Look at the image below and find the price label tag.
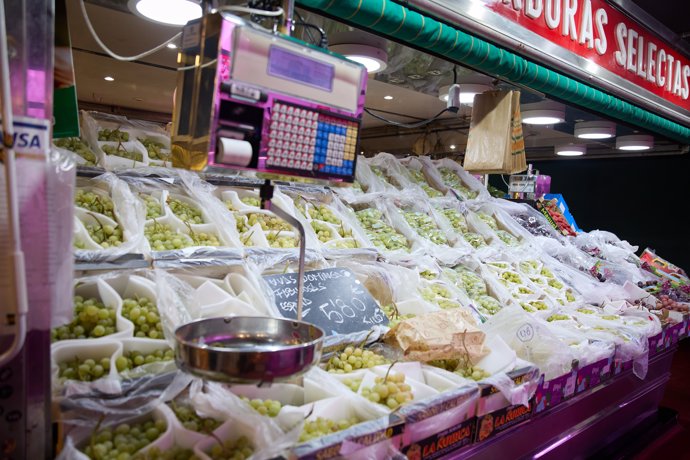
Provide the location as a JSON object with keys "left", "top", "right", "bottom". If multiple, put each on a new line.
{"left": 516, "top": 323, "right": 534, "bottom": 343}
{"left": 263, "top": 267, "right": 388, "bottom": 335}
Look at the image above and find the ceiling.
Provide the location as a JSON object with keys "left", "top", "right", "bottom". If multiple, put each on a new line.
{"left": 65, "top": 0, "right": 687, "bottom": 161}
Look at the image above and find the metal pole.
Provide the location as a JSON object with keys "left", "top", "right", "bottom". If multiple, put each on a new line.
{"left": 279, "top": 0, "right": 294, "bottom": 35}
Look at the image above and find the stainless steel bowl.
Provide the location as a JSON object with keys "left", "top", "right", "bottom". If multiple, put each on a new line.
{"left": 174, "top": 316, "right": 324, "bottom": 384}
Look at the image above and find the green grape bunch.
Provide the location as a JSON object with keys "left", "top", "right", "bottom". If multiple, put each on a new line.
{"left": 325, "top": 346, "right": 389, "bottom": 373}
{"left": 241, "top": 397, "right": 282, "bottom": 417}
{"left": 167, "top": 197, "right": 204, "bottom": 224}
{"left": 52, "top": 296, "right": 116, "bottom": 342}
{"left": 381, "top": 304, "right": 415, "bottom": 328}
{"left": 102, "top": 144, "right": 144, "bottom": 163}
{"left": 207, "top": 436, "right": 253, "bottom": 460}
{"left": 299, "top": 417, "right": 360, "bottom": 443}
{"left": 463, "top": 232, "right": 486, "bottom": 248}
{"left": 361, "top": 372, "right": 413, "bottom": 409}
{"left": 402, "top": 211, "right": 447, "bottom": 245}
{"left": 98, "top": 128, "right": 130, "bottom": 142}
{"left": 441, "top": 208, "right": 469, "bottom": 233}
{"left": 169, "top": 401, "right": 222, "bottom": 433}
{"left": 139, "top": 193, "right": 163, "bottom": 220}
{"left": 54, "top": 137, "right": 97, "bottom": 165}
{"left": 121, "top": 297, "right": 164, "bottom": 339}
{"left": 438, "top": 168, "right": 478, "bottom": 199}
{"left": 75, "top": 189, "right": 116, "bottom": 220}
{"left": 139, "top": 138, "right": 171, "bottom": 161}
{"left": 355, "top": 208, "right": 409, "bottom": 251}
{"left": 58, "top": 356, "right": 112, "bottom": 382}
{"left": 477, "top": 212, "right": 499, "bottom": 230}
{"left": 236, "top": 213, "right": 290, "bottom": 233}
{"left": 81, "top": 418, "right": 167, "bottom": 460}
{"left": 82, "top": 217, "right": 124, "bottom": 249}
{"left": 266, "top": 231, "right": 298, "bottom": 248}
{"left": 407, "top": 169, "right": 443, "bottom": 198}
{"left": 145, "top": 221, "right": 192, "bottom": 251}
{"left": 116, "top": 348, "right": 174, "bottom": 372}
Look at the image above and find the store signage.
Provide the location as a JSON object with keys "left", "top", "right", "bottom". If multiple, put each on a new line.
{"left": 0, "top": 117, "right": 51, "bottom": 156}
{"left": 263, "top": 267, "right": 388, "bottom": 335}
{"left": 411, "top": 0, "right": 690, "bottom": 125}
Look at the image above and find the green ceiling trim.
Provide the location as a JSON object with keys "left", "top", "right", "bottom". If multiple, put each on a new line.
{"left": 297, "top": 0, "right": 690, "bottom": 145}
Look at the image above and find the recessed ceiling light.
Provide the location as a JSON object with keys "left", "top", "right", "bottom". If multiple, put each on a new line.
{"left": 383, "top": 95, "right": 394, "bottom": 100}
{"left": 574, "top": 121, "right": 616, "bottom": 139}
{"left": 104, "top": 76, "right": 114, "bottom": 81}
{"left": 166, "top": 43, "right": 178, "bottom": 49}
{"left": 450, "top": 145, "right": 456, "bottom": 150}
{"left": 129, "top": 0, "right": 202, "bottom": 26}
{"left": 616, "top": 135, "right": 653, "bottom": 151}
{"left": 329, "top": 43, "right": 388, "bottom": 73}
{"left": 556, "top": 144, "right": 586, "bottom": 156}
{"left": 522, "top": 102, "right": 566, "bottom": 125}
{"left": 438, "top": 83, "right": 490, "bottom": 106}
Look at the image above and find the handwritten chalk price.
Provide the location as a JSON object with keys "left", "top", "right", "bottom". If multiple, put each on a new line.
{"left": 263, "top": 267, "right": 388, "bottom": 335}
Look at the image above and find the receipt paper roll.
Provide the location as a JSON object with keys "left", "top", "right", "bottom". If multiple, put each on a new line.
{"left": 217, "top": 137, "right": 253, "bottom": 167}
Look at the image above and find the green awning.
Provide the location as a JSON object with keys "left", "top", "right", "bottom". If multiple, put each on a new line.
{"left": 297, "top": 0, "right": 690, "bottom": 145}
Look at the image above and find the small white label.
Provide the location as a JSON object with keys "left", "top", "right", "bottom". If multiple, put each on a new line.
{"left": 516, "top": 323, "right": 535, "bottom": 342}
{"left": 181, "top": 22, "right": 201, "bottom": 49}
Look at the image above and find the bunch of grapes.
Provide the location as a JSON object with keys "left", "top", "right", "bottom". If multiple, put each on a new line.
{"left": 330, "top": 239, "right": 359, "bottom": 249}
{"left": 139, "top": 138, "right": 171, "bottom": 161}
{"left": 145, "top": 222, "right": 192, "bottom": 251}
{"left": 99, "top": 128, "right": 130, "bottom": 142}
{"left": 496, "top": 230, "right": 519, "bottom": 246}
{"left": 139, "top": 193, "right": 163, "bottom": 220}
{"left": 240, "top": 196, "right": 261, "bottom": 207}
{"left": 311, "top": 221, "right": 335, "bottom": 242}
{"left": 306, "top": 203, "right": 341, "bottom": 224}
{"left": 355, "top": 208, "right": 409, "bottom": 251}
{"left": 102, "top": 144, "right": 144, "bottom": 162}
{"left": 453, "top": 267, "right": 487, "bottom": 297}
{"left": 75, "top": 189, "right": 116, "bottom": 220}
{"left": 438, "top": 168, "right": 477, "bottom": 199}
{"left": 54, "top": 137, "right": 97, "bottom": 165}
{"left": 189, "top": 230, "right": 221, "bottom": 247}
{"left": 135, "top": 446, "right": 196, "bottom": 460}
{"left": 477, "top": 213, "right": 498, "bottom": 230}
{"left": 58, "top": 356, "right": 112, "bottom": 381}
{"left": 325, "top": 346, "right": 389, "bottom": 373}
{"left": 266, "top": 232, "right": 298, "bottom": 248}
{"left": 52, "top": 296, "right": 116, "bottom": 341}
{"left": 240, "top": 397, "right": 282, "bottom": 417}
{"left": 407, "top": 169, "right": 443, "bottom": 198}
{"left": 207, "top": 435, "right": 253, "bottom": 460}
{"left": 440, "top": 208, "right": 469, "bottom": 233}
{"left": 298, "top": 417, "right": 360, "bottom": 443}
{"left": 512, "top": 213, "right": 555, "bottom": 237}
{"left": 500, "top": 271, "right": 522, "bottom": 284}
{"left": 547, "top": 314, "right": 572, "bottom": 322}
{"left": 169, "top": 402, "right": 222, "bottom": 433}
{"left": 236, "top": 213, "right": 290, "bottom": 233}
{"left": 84, "top": 220, "right": 124, "bottom": 249}
{"left": 116, "top": 348, "right": 174, "bottom": 372}
{"left": 463, "top": 232, "right": 486, "bottom": 249}
{"left": 381, "top": 304, "right": 415, "bottom": 328}
{"left": 121, "top": 297, "right": 164, "bottom": 339}
{"left": 402, "top": 211, "right": 447, "bottom": 245}
{"left": 361, "top": 373, "right": 413, "bottom": 409}
{"left": 520, "top": 301, "right": 548, "bottom": 313}
{"left": 455, "top": 366, "right": 491, "bottom": 381}
{"left": 342, "top": 377, "right": 362, "bottom": 392}
{"left": 167, "top": 198, "right": 204, "bottom": 224}
{"left": 81, "top": 418, "right": 166, "bottom": 460}
{"left": 474, "top": 295, "right": 502, "bottom": 316}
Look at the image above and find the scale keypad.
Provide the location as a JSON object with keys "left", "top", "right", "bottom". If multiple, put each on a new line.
{"left": 266, "top": 102, "right": 357, "bottom": 177}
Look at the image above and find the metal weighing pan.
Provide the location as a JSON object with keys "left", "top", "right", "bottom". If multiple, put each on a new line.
{"left": 174, "top": 316, "right": 324, "bottom": 384}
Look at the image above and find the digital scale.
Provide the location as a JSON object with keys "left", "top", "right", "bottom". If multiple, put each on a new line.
{"left": 509, "top": 165, "right": 550, "bottom": 200}
{"left": 171, "top": 12, "right": 368, "bottom": 184}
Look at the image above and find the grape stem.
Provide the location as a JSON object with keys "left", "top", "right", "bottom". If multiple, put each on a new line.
{"left": 383, "top": 360, "right": 399, "bottom": 384}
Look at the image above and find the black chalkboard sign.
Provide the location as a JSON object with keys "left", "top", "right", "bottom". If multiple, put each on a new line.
{"left": 263, "top": 267, "right": 388, "bottom": 335}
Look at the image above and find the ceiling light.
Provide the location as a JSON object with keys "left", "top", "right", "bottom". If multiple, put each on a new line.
{"left": 383, "top": 95, "right": 394, "bottom": 100}
{"left": 104, "top": 76, "right": 114, "bottom": 81}
{"left": 574, "top": 121, "right": 616, "bottom": 139}
{"left": 556, "top": 144, "right": 586, "bottom": 156}
{"left": 616, "top": 135, "right": 653, "bottom": 151}
{"left": 129, "top": 0, "right": 202, "bottom": 26}
{"left": 522, "top": 101, "right": 566, "bottom": 125}
{"left": 438, "top": 83, "right": 490, "bottom": 106}
{"left": 166, "top": 43, "right": 178, "bottom": 49}
{"left": 450, "top": 144, "right": 456, "bottom": 150}
{"left": 329, "top": 44, "right": 388, "bottom": 73}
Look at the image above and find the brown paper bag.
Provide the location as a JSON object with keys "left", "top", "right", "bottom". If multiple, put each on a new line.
{"left": 463, "top": 90, "right": 526, "bottom": 174}
{"left": 384, "top": 309, "right": 489, "bottom": 363}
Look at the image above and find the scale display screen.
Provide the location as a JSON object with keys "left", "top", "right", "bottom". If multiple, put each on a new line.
{"left": 268, "top": 46, "right": 334, "bottom": 92}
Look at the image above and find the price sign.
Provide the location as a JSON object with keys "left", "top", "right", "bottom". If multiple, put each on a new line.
{"left": 263, "top": 267, "right": 388, "bottom": 335}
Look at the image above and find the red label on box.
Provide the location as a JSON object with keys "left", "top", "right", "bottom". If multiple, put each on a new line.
{"left": 475, "top": 401, "right": 533, "bottom": 443}
{"left": 402, "top": 418, "right": 476, "bottom": 460}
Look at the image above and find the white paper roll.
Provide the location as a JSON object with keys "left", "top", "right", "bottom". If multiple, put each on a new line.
{"left": 217, "top": 137, "right": 253, "bottom": 167}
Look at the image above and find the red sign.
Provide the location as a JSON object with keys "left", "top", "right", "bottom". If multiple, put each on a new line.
{"left": 484, "top": 0, "right": 690, "bottom": 112}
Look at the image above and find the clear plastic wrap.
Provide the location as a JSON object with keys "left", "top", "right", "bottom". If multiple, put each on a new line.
{"left": 501, "top": 201, "right": 564, "bottom": 240}
{"left": 481, "top": 305, "right": 577, "bottom": 380}
{"left": 472, "top": 202, "right": 529, "bottom": 248}
{"left": 81, "top": 110, "right": 149, "bottom": 169}
{"left": 366, "top": 152, "right": 419, "bottom": 195}
{"left": 398, "top": 156, "right": 449, "bottom": 199}
{"left": 432, "top": 157, "right": 490, "bottom": 201}
{"left": 73, "top": 173, "right": 146, "bottom": 261}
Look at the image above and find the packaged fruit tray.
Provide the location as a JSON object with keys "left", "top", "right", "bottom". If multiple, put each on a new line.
{"left": 432, "top": 158, "right": 487, "bottom": 201}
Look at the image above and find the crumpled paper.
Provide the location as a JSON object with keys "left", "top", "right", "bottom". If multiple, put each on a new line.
{"left": 384, "top": 309, "right": 489, "bottom": 363}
